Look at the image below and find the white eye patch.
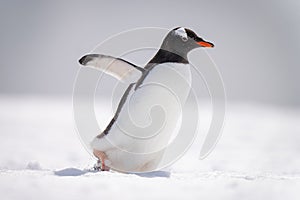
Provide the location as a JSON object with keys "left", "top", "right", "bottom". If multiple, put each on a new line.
{"left": 174, "top": 27, "right": 188, "bottom": 40}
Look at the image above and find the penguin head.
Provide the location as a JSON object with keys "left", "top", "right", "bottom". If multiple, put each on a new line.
{"left": 161, "top": 27, "right": 214, "bottom": 56}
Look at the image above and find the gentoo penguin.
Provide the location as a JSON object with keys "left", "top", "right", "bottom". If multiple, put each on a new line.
{"left": 79, "top": 27, "right": 214, "bottom": 173}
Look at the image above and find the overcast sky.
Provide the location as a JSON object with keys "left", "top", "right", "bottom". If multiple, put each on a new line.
{"left": 0, "top": 0, "right": 299, "bottom": 106}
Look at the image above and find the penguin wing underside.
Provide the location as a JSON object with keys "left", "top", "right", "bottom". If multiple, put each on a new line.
{"left": 79, "top": 54, "right": 144, "bottom": 84}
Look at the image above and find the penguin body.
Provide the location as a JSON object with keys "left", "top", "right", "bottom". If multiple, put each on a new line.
{"left": 79, "top": 27, "right": 214, "bottom": 172}
{"left": 91, "top": 62, "right": 191, "bottom": 172}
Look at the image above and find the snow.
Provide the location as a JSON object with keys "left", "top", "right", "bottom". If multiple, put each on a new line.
{"left": 0, "top": 96, "right": 300, "bottom": 199}
{"left": 26, "top": 161, "right": 42, "bottom": 170}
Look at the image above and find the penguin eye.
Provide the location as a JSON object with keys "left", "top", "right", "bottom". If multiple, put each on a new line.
{"left": 181, "top": 36, "right": 188, "bottom": 42}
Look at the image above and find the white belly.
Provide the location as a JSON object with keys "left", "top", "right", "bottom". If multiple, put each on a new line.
{"left": 91, "top": 63, "right": 191, "bottom": 172}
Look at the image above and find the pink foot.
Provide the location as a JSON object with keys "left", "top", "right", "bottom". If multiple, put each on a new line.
{"left": 93, "top": 149, "right": 110, "bottom": 171}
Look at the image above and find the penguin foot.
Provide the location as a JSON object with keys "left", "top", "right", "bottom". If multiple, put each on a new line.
{"left": 92, "top": 159, "right": 102, "bottom": 171}
{"left": 93, "top": 149, "right": 110, "bottom": 171}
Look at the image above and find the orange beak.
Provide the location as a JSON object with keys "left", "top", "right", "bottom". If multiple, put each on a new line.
{"left": 197, "top": 41, "right": 214, "bottom": 48}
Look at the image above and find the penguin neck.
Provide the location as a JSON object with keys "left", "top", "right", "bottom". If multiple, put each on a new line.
{"left": 148, "top": 49, "right": 189, "bottom": 65}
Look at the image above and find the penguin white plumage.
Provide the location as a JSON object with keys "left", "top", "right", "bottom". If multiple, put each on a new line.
{"left": 78, "top": 27, "right": 214, "bottom": 173}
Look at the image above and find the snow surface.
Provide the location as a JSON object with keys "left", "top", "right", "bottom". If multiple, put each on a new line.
{"left": 0, "top": 96, "right": 300, "bottom": 200}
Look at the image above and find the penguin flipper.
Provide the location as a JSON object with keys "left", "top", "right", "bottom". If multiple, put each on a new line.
{"left": 79, "top": 54, "right": 144, "bottom": 84}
